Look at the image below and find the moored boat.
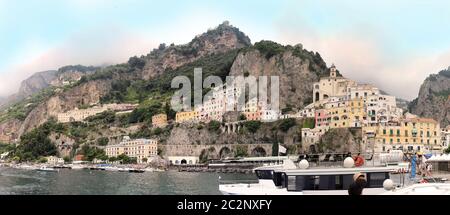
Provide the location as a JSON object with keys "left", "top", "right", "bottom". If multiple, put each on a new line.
{"left": 37, "top": 166, "right": 59, "bottom": 172}
{"left": 219, "top": 158, "right": 402, "bottom": 195}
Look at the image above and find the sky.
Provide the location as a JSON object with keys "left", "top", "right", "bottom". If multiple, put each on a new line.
{"left": 1, "top": 0, "right": 450, "bottom": 100}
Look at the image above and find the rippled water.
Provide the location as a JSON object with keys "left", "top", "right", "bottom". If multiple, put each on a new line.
{"left": 0, "top": 167, "right": 256, "bottom": 195}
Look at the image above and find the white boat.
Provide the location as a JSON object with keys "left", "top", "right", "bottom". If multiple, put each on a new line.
{"left": 70, "top": 164, "right": 85, "bottom": 170}
{"left": 37, "top": 166, "right": 59, "bottom": 172}
{"left": 219, "top": 158, "right": 400, "bottom": 195}
{"left": 104, "top": 166, "right": 120, "bottom": 171}
{"left": 382, "top": 183, "right": 450, "bottom": 195}
{"left": 17, "top": 164, "right": 37, "bottom": 170}
{"left": 118, "top": 167, "right": 130, "bottom": 172}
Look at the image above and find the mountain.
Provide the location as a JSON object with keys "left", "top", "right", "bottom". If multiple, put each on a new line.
{"left": 230, "top": 41, "right": 329, "bottom": 111}
{"left": 0, "top": 21, "right": 347, "bottom": 161}
{"left": 409, "top": 66, "right": 450, "bottom": 126}
{"left": 141, "top": 21, "right": 251, "bottom": 79}
{"left": 0, "top": 65, "right": 98, "bottom": 110}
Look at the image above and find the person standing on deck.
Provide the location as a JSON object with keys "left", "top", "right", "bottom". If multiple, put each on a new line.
{"left": 348, "top": 173, "right": 367, "bottom": 195}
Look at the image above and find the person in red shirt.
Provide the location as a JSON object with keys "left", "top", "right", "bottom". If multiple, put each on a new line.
{"left": 354, "top": 153, "right": 365, "bottom": 167}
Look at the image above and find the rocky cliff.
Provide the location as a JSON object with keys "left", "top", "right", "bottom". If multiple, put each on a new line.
{"left": 141, "top": 21, "right": 251, "bottom": 79}
{"left": 17, "top": 79, "right": 111, "bottom": 136}
{"left": 409, "top": 67, "right": 450, "bottom": 126}
{"left": 229, "top": 41, "right": 329, "bottom": 111}
{"left": 0, "top": 65, "right": 98, "bottom": 110}
{"left": 317, "top": 128, "right": 363, "bottom": 153}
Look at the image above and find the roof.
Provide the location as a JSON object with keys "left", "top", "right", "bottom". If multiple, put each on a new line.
{"left": 276, "top": 166, "right": 398, "bottom": 176}
{"left": 405, "top": 117, "right": 437, "bottom": 124}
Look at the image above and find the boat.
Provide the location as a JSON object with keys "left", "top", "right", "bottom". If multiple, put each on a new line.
{"left": 118, "top": 167, "right": 130, "bottom": 172}
{"left": 104, "top": 166, "right": 120, "bottom": 171}
{"left": 128, "top": 168, "right": 145, "bottom": 173}
{"left": 37, "top": 166, "right": 59, "bottom": 172}
{"left": 219, "top": 158, "right": 401, "bottom": 195}
{"left": 71, "top": 165, "right": 85, "bottom": 170}
{"left": 381, "top": 183, "right": 450, "bottom": 195}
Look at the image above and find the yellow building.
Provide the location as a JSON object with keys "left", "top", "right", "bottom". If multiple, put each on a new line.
{"left": 316, "top": 98, "right": 365, "bottom": 129}
{"left": 105, "top": 136, "right": 158, "bottom": 163}
{"left": 152, "top": 114, "right": 168, "bottom": 127}
{"left": 175, "top": 111, "right": 200, "bottom": 123}
{"left": 363, "top": 118, "right": 441, "bottom": 152}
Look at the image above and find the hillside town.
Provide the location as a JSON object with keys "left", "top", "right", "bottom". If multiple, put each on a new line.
{"left": 173, "top": 64, "right": 445, "bottom": 155}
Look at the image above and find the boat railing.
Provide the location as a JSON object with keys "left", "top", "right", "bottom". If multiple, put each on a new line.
{"left": 297, "top": 152, "right": 409, "bottom": 167}
{"left": 218, "top": 178, "right": 259, "bottom": 185}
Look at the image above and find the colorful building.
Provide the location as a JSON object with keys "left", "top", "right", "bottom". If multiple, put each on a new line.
{"left": 363, "top": 118, "right": 441, "bottom": 153}
{"left": 175, "top": 111, "right": 200, "bottom": 123}
{"left": 243, "top": 111, "right": 261, "bottom": 121}
{"left": 152, "top": 113, "right": 168, "bottom": 127}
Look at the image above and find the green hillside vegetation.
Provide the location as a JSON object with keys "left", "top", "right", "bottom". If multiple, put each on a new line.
{"left": 247, "top": 40, "right": 332, "bottom": 77}
{"left": 0, "top": 86, "right": 58, "bottom": 122}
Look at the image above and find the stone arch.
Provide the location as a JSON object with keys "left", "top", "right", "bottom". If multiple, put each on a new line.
{"left": 323, "top": 94, "right": 329, "bottom": 99}
{"left": 315, "top": 92, "right": 320, "bottom": 102}
{"left": 181, "top": 159, "right": 187, "bottom": 165}
{"left": 219, "top": 147, "right": 232, "bottom": 159}
{"left": 251, "top": 146, "right": 267, "bottom": 157}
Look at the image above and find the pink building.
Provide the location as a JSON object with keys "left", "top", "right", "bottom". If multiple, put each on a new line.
{"left": 315, "top": 109, "right": 328, "bottom": 128}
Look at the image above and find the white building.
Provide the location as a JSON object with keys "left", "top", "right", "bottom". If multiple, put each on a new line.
{"left": 260, "top": 109, "right": 280, "bottom": 122}
{"left": 312, "top": 64, "right": 357, "bottom": 103}
{"left": 300, "top": 103, "right": 316, "bottom": 118}
{"left": 441, "top": 126, "right": 450, "bottom": 149}
{"left": 46, "top": 156, "right": 64, "bottom": 165}
{"left": 365, "top": 94, "right": 403, "bottom": 126}
{"left": 346, "top": 84, "right": 380, "bottom": 100}
{"left": 301, "top": 128, "right": 326, "bottom": 151}
{"left": 57, "top": 103, "right": 137, "bottom": 123}
{"left": 167, "top": 156, "right": 200, "bottom": 165}
{"left": 105, "top": 136, "right": 158, "bottom": 164}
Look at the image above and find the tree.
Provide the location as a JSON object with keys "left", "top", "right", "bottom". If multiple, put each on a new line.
{"left": 96, "top": 137, "right": 109, "bottom": 146}
{"left": 279, "top": 118, "right": 297, "bottom": 132}
{"left": 63, "top": 156, "right": 71, "bottom": 163}
{"left": 272, "top": 142, "right": 279, "bottom": 156}
{"left": 38, "top": 157, "right": 48, "bottom": 163}
{"left": 244, "top": 121, "right": 261, "bottom": 133}
{"left": 234, "top": 145, "right": 248, "bottom": 157}
{"left": 128, "top": 56, "right": 146, "bottom": 70}
{"left": 80, "top": 145, "right": 106, "bottom": 161}
{"left": 142, "top": 158, "right": 148, "bottom": 163}
{"left": 208, "top": 120, "right": 221, "bottom": 132}
{"left": 239, "top": 114, "right": 247, "bottom": 121}
{"left": 153, "top": 127, "right": 163, "bottom": 136}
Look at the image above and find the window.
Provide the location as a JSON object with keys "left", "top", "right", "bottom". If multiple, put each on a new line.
{"left": 255, "top": 170, "right": 274, "bottom": 179}
{"left": 367, "top": 173, "right": 389, "bottom": 188}
{"left": 383, "top": 129, "right": 386, "bottom": 135}
{"left": 397, "top": 130, "right": 400, "bottom": 137}
{"left": 405, "top": 130, "right": 408, "bottom": 137}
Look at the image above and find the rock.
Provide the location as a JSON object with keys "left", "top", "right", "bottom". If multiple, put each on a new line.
{"left": 409, "top": 67, "right": 450, "bottom": 126}
{"left": 229, "top": 46, "right": 327, "bottom": 111}
{"left": 141, "top": 22, "right": 251, "bottom": 79}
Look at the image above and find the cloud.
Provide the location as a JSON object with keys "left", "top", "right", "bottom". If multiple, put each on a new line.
{"left": 0, "top": 26, "right": 158, "bottom": 97}
{"left": 274, "top": 15, "right": 450, "bottom": 100}
{"left": 0, "top": 10, "right": 229, "bottom": 98}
